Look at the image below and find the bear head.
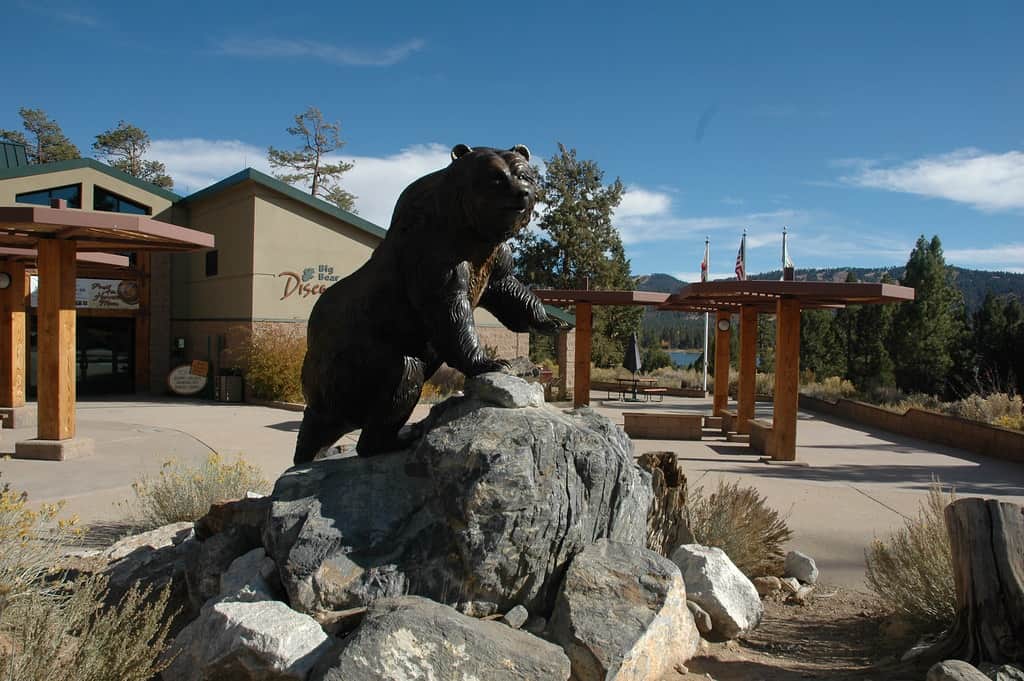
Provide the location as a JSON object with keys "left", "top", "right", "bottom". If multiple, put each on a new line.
{"left": 446, "top": 144, "right": 538, "bottom": 244}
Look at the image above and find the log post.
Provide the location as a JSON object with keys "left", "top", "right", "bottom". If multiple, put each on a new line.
{"left": 0, "top": 261, "right": 27, "bottom": 410}
{"left": 573, "top": 302, "right": 592, "bottom": 408}
{"left": 712, "top": 311, "right": 731, "bottom": 416}
{"left": 37, "top": 239, "right": 77, "bottom": 441}
{"left": 772, "top": 297, "right": 800, "bottom": 460}
{"left": 737, "top": 305, "right": 758, "bottom": 434}
{"left": 913, "top": 498, "right": 1024, "bottom": 667}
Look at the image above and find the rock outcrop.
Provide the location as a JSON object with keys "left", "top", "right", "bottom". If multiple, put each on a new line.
{"left": 263, "top": 382, "right": 651, "bottom": 615}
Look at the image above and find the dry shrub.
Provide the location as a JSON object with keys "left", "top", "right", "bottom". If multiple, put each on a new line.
{"left": 946, "top": 392, "right": 1022, "bottom": 424}
{"left": 864, "top": 482, "right": 956, "bottom": 633}
{"left": 127, "top": 453, "right": 270, "bottom": 528}
{"left": 0, "top": 575, "right": 173, "bottom": 681}
{"left": 688, "top": 478, "right": 792, "bottom": 577}
{"left": 244, "top": 324, "right": 306, "bottom": 403}
{"left": 755, "top": 372, "right": 775, "bottom": 397}
{"left": 422, "top": 365, "right": 465, "bottom": 403}
{"left": 994, "top": 413, "right": 1024, "bottom": 431}
{"left": 801, "top": 376, "right": 857, "bottom": 402}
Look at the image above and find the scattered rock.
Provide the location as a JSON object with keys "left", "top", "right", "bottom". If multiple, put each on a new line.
{"left": 789, "top": 584, "right": 815, "bottom": 605}
{"left": 456, "top": 600, "right": 499, "bottom": 618}
{"left": 752, "top": 576, "right": 782, "bottom": 596}
{"left": 780, "top": 577, "right": 801, "bottom": 594}
{"left": 218, "top": 547, "right": 280, "bottom": 602}
{"left": 162, "top": 599, "right": 331, "bottom": 681}
{"left": 670, "top": 544, "right": 763, "bottom": 640}
{"left": 981, "top": 664, "right": 1024, "bottom": 681}
{"left": 194, "top": 496, "right": 270, "bottom": 543}
{"left": 263, "top": 389, "right": 651, "bottom": 615}
{"left": 185, "top": 528, "right": 260, "bottom": 610}
{"left": 464, "top": 371, "right": 545, "bottom": 407}
{"left": 502, "top": 605, "right": 529, "bottom": 630}
{"left": 311, "top": 596, "right": 570, "bottom": 681}
{"left": 103, "top": 522, "right": 194, "bottom": 561}
{"left": 687, "top": 600, "right": 713, "bottom": 636}
{"left": 784, "top": 550, "right": 819, "bottom": 585}
{"left": 101, "top": 523, "right": 195, "bottom": 621}
{"left": 926, "top": 659, "right": 990, "bottom": 681}
{"left": 550, "top": 539, "right": 699, "bottom": 681}
{"left": 506, "top": 356, "right": 542, "bottom": 378}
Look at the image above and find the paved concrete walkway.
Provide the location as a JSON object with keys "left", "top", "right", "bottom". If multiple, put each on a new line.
{"left": 2, "top": 393, "right": 1021, "bottom": 590}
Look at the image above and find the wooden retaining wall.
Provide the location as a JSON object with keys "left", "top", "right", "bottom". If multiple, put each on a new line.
{"left": 798, "top": 395, "right": 1024, "bottom": 463}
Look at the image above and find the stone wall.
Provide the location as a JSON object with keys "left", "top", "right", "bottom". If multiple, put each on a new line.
{"left": 799, "top": 394, "right": 1024, "bottom": 463}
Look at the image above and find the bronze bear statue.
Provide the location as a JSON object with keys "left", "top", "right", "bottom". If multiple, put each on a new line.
{"left": 294, "top": 144, "right": 562, "bottom": 462}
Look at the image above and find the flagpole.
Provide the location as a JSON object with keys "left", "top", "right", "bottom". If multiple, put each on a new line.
{"left": 702, "top": 236, "right": 710, "bottom": 394}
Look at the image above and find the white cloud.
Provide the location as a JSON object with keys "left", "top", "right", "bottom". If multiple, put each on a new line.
{"left": 672, "top": 271, "right": 737, "bottom": 283}
{"left": 215, "top": 37, "right": 425, "bottom": 67}
{"left": 617, "top": 186, "right": 672, "bottom": 218}
{"left": 151, "top": 138, "right": 455, "bottom": 228}
{"left": 18, "top": 2, "right": 97, "bottom": 26}
{"left": 945, "top": 243, "right": 1024, "bottom": 269}
{"left": 840, "top": 148, "right": 1024, "bottom": 212}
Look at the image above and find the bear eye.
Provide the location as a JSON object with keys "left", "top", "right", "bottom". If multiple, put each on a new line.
{"left": 490, "top": 171, "right": 506, "bottom": 186}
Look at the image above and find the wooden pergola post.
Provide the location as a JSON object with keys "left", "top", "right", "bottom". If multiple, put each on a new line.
{"left": 712, "top": 310, "right": 732, "bottom": 416}
{"left": 772, "top": 297, "right": 800, "bottom": 461}
{"left": 573, "top": 302, "right": 592, "bottom": 407}
{"left": 37, "top": 239, "right": 77, "bottom": 441}
{"left": 0, "top": 261, "right": 27, "bottom": 418}
{"left": 737, "top": 305, "right": 758, "bottom": 434}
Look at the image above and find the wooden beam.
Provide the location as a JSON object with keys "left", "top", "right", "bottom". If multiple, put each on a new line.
{"left": 713, "top": 311, "right": 732, "bottom": 416}
{"left": 573, "top": 302, "right": 592, "bottom": 407}
{"left": 0, "top": 261, "right": 27, "bottom": 408}
{"left": 737, "top": 305, "right": 758, "bottom": 434}
{"left": 37, "top": 240, "right": 77, "bottom": 441}
{"left": 773, "top": 297, "right": 800, "bottom": 460}
{"left": 134, "top": 253, "right": 150, "bottom": 393}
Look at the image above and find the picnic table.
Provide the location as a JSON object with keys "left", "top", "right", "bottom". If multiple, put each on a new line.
{"left": 614, "top": 377, "right": 665, "bottom": 402}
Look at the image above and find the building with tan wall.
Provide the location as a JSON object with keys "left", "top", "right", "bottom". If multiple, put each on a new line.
{"left": 0, "top": 149, "right": 531, "bottom": 399}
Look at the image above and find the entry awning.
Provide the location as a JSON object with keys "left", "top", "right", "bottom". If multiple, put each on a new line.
{"left": 0, "top": 206, "right": 215, "bottom": 252}
{"left": 0, "top": 247, "right": 130, "bottom": 269}
{"left": 660, "top": 280, "right": 915, "bottom": 312}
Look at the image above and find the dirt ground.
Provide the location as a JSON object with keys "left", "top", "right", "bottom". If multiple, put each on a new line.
{"left": 670, "top": 584, "right": 919, "bottom": 681}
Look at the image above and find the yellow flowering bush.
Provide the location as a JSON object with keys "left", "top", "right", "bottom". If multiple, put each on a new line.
{"left": 127, "top": 453, "right": 271, "bottom": 528}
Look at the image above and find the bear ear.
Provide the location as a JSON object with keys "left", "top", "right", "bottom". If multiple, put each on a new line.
{"left": 511, "top": 144, "right": 530, "bottom": 161}
{"left": 450, "top": 144, "right": 473, "bottom": 161}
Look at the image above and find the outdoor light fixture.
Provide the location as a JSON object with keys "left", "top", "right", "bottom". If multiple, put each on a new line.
{"left": 0, "top": 272, "right": 11, "bottom": 290}
{"left": 717, "top": 318, "right": 731, "bottom": 332}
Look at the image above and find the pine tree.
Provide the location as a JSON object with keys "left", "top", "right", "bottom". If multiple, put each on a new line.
{"left": 93, "top": 121, "right": 173, "bottom": 188}
{"left": 0, "top": 108, "right": 80, "bottom": 164}
{"left": 847, "top": 273, "right": 896, "bottom": 392}
{"left": 268, "top": 107, "right": 356, "bottom": 211}
{"left": 800, "top": 310, "right": 845, "bottom": 379}
{"left": 513, "top": 143, "right": 642, "bottom": 366}
{"left": 890, "top": 235, "right": 968, "bottom": 397}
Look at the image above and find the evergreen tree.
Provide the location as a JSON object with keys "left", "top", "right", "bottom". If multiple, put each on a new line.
{"left": 0, "top": 107, "right": 80, "bottom": 164}
{"left": 268, "top": 107, "right": 356, "bottom": 211}
{"left": 847, "top": 274, "right": 896, "bottom": 392}
{"left": 513, "top": 143, "right": 641, "bottom": 366}
{"left": 757, "top": 315, "right": 776, "bottom": 373}
{"left": 971, "top": 293, "right": 1024, "bottom": 393}
{"left": 93, "top": 121, "right": 173, "bottom": 188}
{"left": 800, "top": 310, "right": 845, "bottom": 379}
{"left": 890, "top": 235, "right": 968, "bottom": 397}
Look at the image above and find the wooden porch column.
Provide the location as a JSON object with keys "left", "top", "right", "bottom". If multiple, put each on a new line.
{"left": 737, "top": 305, "right": 758, "bottom": 434}
{"left": 0, "top": 261, "right": 27, "bottom": 409}
{"left": 36, "top": 240, "right": 77, "bottom": 441}
{"left": 772, "top": 297, "right": 800, "bottom": 460}
{"left": 134, "top": 253, "right": 150, "bottom": 393}
{"left": 712, "top": 310, "right": 731, "bottom": 416}
{"left": 573, "top": 302, "right": 592, "bottom": 407}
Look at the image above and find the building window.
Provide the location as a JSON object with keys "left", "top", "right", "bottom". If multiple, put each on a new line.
{"left": 16, "top": 184, "right": 82, "bottom": 208}
{"left": 205, "top": 250, "right": 218, "bottom": 277}
{"left": 94, "top": 186, "right": 150, "bottom": 215}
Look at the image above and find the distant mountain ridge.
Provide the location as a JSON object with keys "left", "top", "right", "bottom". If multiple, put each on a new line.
{"left": 634, "top": 266, "right": 1024, "bottom": 311}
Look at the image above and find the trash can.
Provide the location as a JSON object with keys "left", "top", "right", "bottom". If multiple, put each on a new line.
{"left": 217, "top": 375, "right": 244, "bottom": 402}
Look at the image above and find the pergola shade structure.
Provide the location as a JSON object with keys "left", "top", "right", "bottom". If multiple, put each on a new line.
{"left": 0, "top": 204, "right": 214, "bottom": 460}
{"left": 537, "top": 280, "right": 914, "bottom": 463}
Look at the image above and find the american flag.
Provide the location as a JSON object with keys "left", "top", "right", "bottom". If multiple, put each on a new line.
{"left": 734, "top": 232, "right": 747, "bottom": 281}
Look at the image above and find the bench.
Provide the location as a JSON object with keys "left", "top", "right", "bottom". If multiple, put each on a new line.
{"left": 720, "top": 408, "right": 738, "bottom": 434}
{"left": 623, "top": 413, "right": 703, "bottom": 440}
{"left": 641, "top": 387, "right": 667, "bottom": 402}
{"left": 748, "top": 418, "right": 775, "bottom": 457}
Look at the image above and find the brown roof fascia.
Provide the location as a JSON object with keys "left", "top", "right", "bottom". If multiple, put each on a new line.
{"left": 534, "top": 289, "right": 670, "bottom": 306}
{"left": 0, "top": 247, "right": 130, "bottom": 268}
{"left": 664, "top": 280, "right": 915, "bottom": 310}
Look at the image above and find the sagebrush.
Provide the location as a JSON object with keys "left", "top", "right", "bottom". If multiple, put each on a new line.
{"left": 127, "top": 453, "right": 270, "bottom": 528}
{"left": 688, "top": 478, "right": 792, "bottom": 577}
{"left": 801, "top": 376, "right": 857, "bottom": 402}
{"left": 864, "top": 482, "right": 956, "bottom": 633}
{"left": 243, "top": 324, "right": 306, "bottom": 403}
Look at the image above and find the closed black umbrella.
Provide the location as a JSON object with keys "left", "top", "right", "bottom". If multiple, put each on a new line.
{"left": 623, "top": 333, "right": 642, "bottom": 400}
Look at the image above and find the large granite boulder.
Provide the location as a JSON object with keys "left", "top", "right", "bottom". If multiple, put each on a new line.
{"left": 263, "top": 376, "right": 651, "bottom": 616}
{"left": 670, "top": 544, "right": 763, "bottom": 640}
{"left": 549, "top": 539, "right": 700, "bottom": 681}
{"left": 312, "top": 596, "right": 570, "bottom": 681}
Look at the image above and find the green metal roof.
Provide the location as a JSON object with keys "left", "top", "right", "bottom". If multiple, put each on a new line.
{"left": 181, "top": 168, "right": 387, "bottom": 240}
{"left": 0, "top": 157, "right": 182, "bottom": 202}
{"left": 0, "top": 142, "right": 28, "bottom": 170}
{"left": 543, "top": 304, "right": 576, "bottom": 328}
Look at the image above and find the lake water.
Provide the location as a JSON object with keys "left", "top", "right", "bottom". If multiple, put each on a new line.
{"left": 669, "top": 350, "right": 702, "bottom": 368}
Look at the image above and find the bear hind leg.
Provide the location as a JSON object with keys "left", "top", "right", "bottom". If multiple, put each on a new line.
{"left": 294, "top": 407, "right": 354, "bottom": 464}
{"left": 356, "top": 355, "right": 426, "bottom": 457}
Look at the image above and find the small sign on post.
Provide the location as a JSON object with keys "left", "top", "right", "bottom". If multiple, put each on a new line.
{"left": 168, "top": 364, "right": 208, "bottom": 396}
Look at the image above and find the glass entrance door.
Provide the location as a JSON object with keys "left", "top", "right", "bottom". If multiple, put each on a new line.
{"left": 28, "top": 316, "right": 135, "bottom": 396}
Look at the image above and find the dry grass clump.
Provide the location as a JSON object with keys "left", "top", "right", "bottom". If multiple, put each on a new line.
{"left": 688, "top": 478, "right": 793, "bottom": 577}
{"left": 127, "top": 453, "right": 270, "bottom": 528}
{"left": 864, "top": 482, "right": 956, "bottom": 633}
{"left": 243, "top": 324, "right": 306, "bottom": 403}
{"left": 946, "top": 392, "right": 1022, "bottom": 424}
{"left": 801, "top": 376, "right": 857, "bottom": 402}
{"left": 0, "top": 476, "right": 174, "bottom": 681}
{"left": 994, "top": 413, "right": 1024, "bottom": 431}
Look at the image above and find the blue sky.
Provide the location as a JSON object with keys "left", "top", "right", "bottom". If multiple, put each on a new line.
{"left": 4, "top": 0, "right": 1023, "bottom": 279}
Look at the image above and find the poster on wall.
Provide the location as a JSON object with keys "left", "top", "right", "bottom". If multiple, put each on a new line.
{"left": 29, "top": 276, "right": 140, "bottom": 310}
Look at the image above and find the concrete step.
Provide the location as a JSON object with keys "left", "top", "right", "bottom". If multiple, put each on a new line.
{"left": 726, "top": 433, "right": 750, "bottom": 443}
